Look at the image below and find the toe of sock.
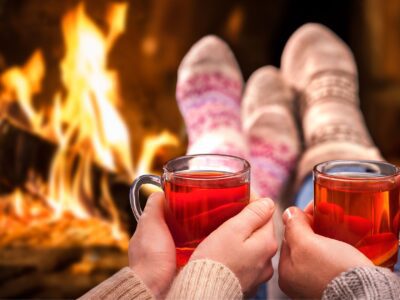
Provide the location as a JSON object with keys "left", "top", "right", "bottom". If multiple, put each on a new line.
{"left": 281, "top": 22, "right": 357, "bottom": 90}
{"left": 178, "top": 35, "right": 242, "bottom": 83}
{"left": 242, "top": 65, "right": 295, "bottom": 124}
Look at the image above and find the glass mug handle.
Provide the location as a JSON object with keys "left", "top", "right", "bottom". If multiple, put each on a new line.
{"left": 129, "top": 175, "right": 162, "bottom": 221}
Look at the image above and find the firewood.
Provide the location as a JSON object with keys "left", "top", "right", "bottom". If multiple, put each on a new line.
{"left": 0, "top": 246, "right": 127, "bottom": 298}
{"left": 0, "top": 247, "right": 82, "bottom": 272}
{"left": 0, "top": 118, "right": 139, "bottom": 231}
{"left": 0, "top": 118, "right": 56, "bottom": 193}
{"left": 0, "top": 271, "right": 39, "bottom": 298}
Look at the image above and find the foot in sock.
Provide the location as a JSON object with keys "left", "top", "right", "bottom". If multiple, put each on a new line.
{"left": 242, "top": 66, "right": 300, "bottom": 199}
{"left": 281, "top": 23, "right": 383, "bottom": 185}
{"left": 176, "top": 35, "right": 246, "bottom": 158}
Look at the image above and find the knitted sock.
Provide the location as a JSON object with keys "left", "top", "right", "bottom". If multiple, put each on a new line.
{"left": 242, "top": 66, "right": 300, "bottom": 199}
{"left": 176, "top": 35, "right": 246, "bottom": 158}
{"left": 281, "top": 23, "right": 383, "bottom": 185}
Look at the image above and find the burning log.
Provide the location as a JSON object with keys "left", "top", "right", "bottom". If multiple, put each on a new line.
{"left": 0, "top": 116, "right": 182, "bottom": 250}
{"left": 0, "top": 116, "right": 181, "bottom": 225}
{"left": 0, "top": 247, "right": 82, "bottom": 272}
{"left": 0, "top": 247, "right": 82, "bottom": 297}
{"left": 0, "top": 118, "right": 56, "bottom": 193}
{"left": 0, "top": 117, "right": 135, "bottom": 223}
{"left": 0, "top": 246, "right": 127, "bottom": 298}
{"left": 0, "top": 118, "right": 137, "bottom": 298}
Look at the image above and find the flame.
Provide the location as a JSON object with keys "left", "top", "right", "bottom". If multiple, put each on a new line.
{"left": 54, "top": 2, "right": 133, "bottom": 174}
{"left": 12, "top": 189, "right": 24, "bottom": 217}
{"left": 0, "top": 2, "right": 180, "bottom": 248}
{"left": 106, "top": 3, "right": 128, "bottom": 49}
{"left": 0, "top": 50, "right": 44, "bottom": 130}
{"left": 46, "top": 2, "right": 133, "bottom": 220}
{"left": 137, "top": 131, "right": 180, "bottom": 176}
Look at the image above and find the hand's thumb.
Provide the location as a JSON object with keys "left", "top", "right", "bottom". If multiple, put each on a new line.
{"left": 137, "top": 192, "right": 166, "bottom": 228}
{"left": 226, "top": 198, "right": 275, "bottom": 237}
{"left": 131, "top": 192, "right": 175, "bottom": 264}
{"left": 282, "top": 206, "right": 313, "bottom": 243}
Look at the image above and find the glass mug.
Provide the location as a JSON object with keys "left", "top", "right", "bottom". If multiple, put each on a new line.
{"left": 130, "top": 154, "right": 250, "bottom": 267}
{"left": 313, "top": 160, "right": 400, "bottom": 269}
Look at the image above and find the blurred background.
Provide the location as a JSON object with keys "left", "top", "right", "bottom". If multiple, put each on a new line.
{"left": 0, "top": 0, "right": 399, "bottom": 298}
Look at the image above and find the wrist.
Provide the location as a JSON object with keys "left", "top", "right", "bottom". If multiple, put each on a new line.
{"left": 167, "top": 259, "right": 242, "bottom": 299}
{"left": 323, "top": 266, "right": 399, "bottom": 300}
{"left": 130, "top": 264, "right": 160, "bottom": 296}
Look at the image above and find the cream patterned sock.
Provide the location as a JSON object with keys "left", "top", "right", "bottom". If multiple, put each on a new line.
{"left": 242, "top": 66, "right": 300, "bottom": 199}
{"left": 281, "top": 23, "right": 383, "bottom": 185}
{"left": 176, "top": 35, "right": 246, "bottom": 158}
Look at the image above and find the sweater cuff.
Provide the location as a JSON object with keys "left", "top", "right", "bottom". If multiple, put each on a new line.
{"left": 79, "top": 267, "right": 154, "bottom": 300}
{"left": 167, "top": 259, "right": 243, "bottom": 299}
{"left": 322, "top": 266, "right": 400, "bottom": 300}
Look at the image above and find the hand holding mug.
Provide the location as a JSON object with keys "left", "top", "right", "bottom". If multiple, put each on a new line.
{"left": 191, "top": 198, "right": 278, "bottom": 292}
{"left": 130, "top": 154, "right": 251, "bottom": 267}
{"left": 313, "top": 160, "right": 400, "bottom": 268}
{"left": 278, "top": 206, "right": 373, "bottom": 299}
{"left": 129, "top": 192, "right": 176, "bottom": 297}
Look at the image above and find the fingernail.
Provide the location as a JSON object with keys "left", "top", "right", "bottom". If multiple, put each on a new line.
{"left": 282, "top": 207, "right": 296, "bottom": 224}
{"left": 260, "top": 198, "right": 275, "bottom": 210}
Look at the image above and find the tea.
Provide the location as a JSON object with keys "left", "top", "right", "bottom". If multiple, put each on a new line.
{"left": 164, "top": 170, "right": 250, "bottom": 266}
{"left": 314, "top": 172, "right": 400, "bottom": 268}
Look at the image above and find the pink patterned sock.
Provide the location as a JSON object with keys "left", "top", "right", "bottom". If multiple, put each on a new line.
{"left": 176, "top": 36, "right": 246, "bottom": 158}
{"left": 242, "top": 66, "right": 300, "bottom": 199}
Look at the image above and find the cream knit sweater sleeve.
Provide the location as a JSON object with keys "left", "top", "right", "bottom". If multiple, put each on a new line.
{"left": 78, "top": 267, "right": 154, "bottom": 300}
{"left": 322, "top": 266, "right": 400, "bottom": 300}
{"left": 79, "top": 260, "right": 242, "bottom": 300}
{"left": 167, "top": 259, "right": 243, "bottom": 299}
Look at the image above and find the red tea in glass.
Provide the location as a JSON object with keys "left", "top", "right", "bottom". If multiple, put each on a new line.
{"left": 164, "top": 170, "right": 249, "bottom": 266}
{"left": 314, "top": 160, "right": 400, "bottom": 269}
{"left": 130, "top": 154, "right": 250, "bottom": 267}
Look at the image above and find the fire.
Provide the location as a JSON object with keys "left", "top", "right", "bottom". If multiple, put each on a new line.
{"left": 54, "top": 2, "right": 133, "bottom": 173}
{"left": 137, "top": 131, "right": 180, "bottom": 176}
{"left": 0, "top": 2, "right": 180, "bottom": 248}
{"left": 47, "top": 2, "right": 133, "bottom": 220}
{"left": 0, "top": 50, "right": 44, "bottom": 131}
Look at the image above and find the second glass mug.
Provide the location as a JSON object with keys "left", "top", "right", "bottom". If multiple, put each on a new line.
{"left": 130, "top": 154, "right": 251, "bottom": 267}
{"left": 313, "top": 160, "right": 400, "bottom": 270}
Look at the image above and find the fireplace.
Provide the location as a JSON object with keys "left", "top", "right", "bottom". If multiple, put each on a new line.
{"left": 1, "top": 0, "right": 400, "bottom": 298}
{"left": 0, "top": 1, "right": 184, "bottom": 297}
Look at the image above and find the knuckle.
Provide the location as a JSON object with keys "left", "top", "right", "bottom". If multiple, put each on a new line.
{"left": 226, "top": 223, "right": 242, "bottom": 237}
{"left": 255, "top": 260, "right": 265, "bottom": 271}
{"left": 269, "top": 239, "right": 279, "bottom": 255}
{"left": 264, "top": 267, "right": 274, "bottom": 282}
{"left": 247, "top": 202, "right": 270, "bottom": 221}
{"left": 294, "top": 234, "right": 312, "bottom": 254}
